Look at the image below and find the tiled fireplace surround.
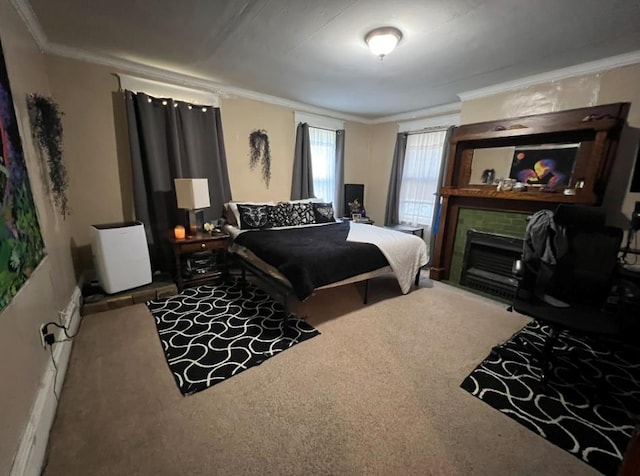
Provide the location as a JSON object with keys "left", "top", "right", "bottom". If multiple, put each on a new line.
{"left": 449, "top": 208, "right": 529, "bottom": 285}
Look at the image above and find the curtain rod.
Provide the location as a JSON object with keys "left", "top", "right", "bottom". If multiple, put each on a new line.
{"left": 405, "top": 125, "right": 450, "bottom": 135}
{"left": 301, "top": 123, "right": 343, "bottom": 133}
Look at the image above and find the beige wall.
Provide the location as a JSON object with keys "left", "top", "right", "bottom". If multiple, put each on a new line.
{"left": 366, "top": 123, "right": 400, "bottom": 224}
{"left": 459, "top": 74, "right": 602, "bottom": 124}
{"left": 221, "top": 97, "right": 295, "bottom": 202}
{"left": 598, "top": 64, "right": 640, "bottom": 223}
{"left": 0, "top": 0, "right": 76, "bottom": 472}
{"left": 460, "top": 65, "right": 640, "bottom": 225}
{"left": 45, "top": 57, "right": 126, "bottom": 269}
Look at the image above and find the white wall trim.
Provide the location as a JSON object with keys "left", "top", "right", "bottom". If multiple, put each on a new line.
{"left": 10, "top": 286, "right": 82, "bottom": 476}
{"left": 45, "top": 42, "right": 367, "bottom": 123}
{"left": 371, "top": 102, "right": 461, "bottom": 125}
{"left": 294, "top": 111, "right": 344, "bottom": 130}
{"left": 9, "top": 0, "right": 48, "bottom": 52}
{"left": 458, "top": 50, "right": 640, "bottom": 102}
{"left": 398, "top": 113, "right": 460, "bottom": 133}
{"left": 117, "top": 74, "right": 220, "bottom": 106}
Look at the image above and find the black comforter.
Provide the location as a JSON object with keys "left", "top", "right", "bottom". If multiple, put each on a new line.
{"left": 234, "top": 221, "right": 388, "bottom": 300}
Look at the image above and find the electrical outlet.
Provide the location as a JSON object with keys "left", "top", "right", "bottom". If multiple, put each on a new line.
{"left": 58, "top": 308, "right": 69, "bottom": 327}
{"left": 39, "top": 324, "right": 54, "bottom": 348}
{"left": 39, "top": 324, "right": 48, "bottom": 349}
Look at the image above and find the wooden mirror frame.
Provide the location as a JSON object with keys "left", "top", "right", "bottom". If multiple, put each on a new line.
{"left": 430, "top": 102, "right": 630, "bottom": 281}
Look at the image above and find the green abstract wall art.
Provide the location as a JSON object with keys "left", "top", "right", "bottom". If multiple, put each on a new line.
{"left": 0, "top": 38, "right": 45, "bottom": 311}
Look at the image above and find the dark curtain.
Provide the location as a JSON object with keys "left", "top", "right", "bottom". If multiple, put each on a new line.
{"left": 429, "top": 126, "right": 455, "bottom": 261}
{"left": 290, "top": 122, "right": 315, "bottom": 200}
{"left": 335, "top": 130, "right": 345, "bottom": 216}
{"left": 125, "top": 90, "right": 232, "bottom": 270}
{"left": 384, "top": 133, "right": 408, "bottom": 226}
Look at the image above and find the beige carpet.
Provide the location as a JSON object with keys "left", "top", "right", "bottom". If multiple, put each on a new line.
{"left": 44, "top": 275, "right": 597, "bottom": 475}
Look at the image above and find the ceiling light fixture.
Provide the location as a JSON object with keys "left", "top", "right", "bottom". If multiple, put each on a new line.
{"left": 365, "top": 27, "right": 402, "bottom": 60}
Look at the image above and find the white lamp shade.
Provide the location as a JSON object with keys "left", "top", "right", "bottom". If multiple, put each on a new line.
{"left": 174, "top": 178, "right": 210, "bottom": 209}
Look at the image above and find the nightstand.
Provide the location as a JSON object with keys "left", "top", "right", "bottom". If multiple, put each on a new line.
{"left": 384, "top": 224, "right": 424, "bottom": 238}
{"left": 168, "top": 232, "right": 230, "bottom": 291}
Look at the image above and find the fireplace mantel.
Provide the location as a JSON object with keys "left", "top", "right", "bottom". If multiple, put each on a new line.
{"left": 430, "top": 103, "right": 630, "bottom": 281}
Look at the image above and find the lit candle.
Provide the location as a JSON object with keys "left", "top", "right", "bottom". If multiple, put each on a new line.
{"left": 174, "top": 225, "right": 185, "bottom": 240}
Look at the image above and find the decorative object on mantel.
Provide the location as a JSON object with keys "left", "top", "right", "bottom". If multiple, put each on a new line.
{"left": 493, "top": 123, "right": 527, "bottom": 131}
{"left": 0, "top": 41, "right": 45, "bottom": 311}
{"left": 27, "top": 93, "right": 69, "bottom": 218}
{"left": 248, "top": 129, "right": 271, "bottom": 187}
{"left": 480, "top": 168, "right": 495, "bottom": 184}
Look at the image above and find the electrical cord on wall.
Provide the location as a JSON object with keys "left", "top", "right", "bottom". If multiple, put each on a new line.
{"left": 49, "top": 345, "right": 59, "bottom": 402}
{"left": 42, "top": 311, "right": 85, "bottom": 343}
{"left": 43, "top": 298, "right": 85, "bottom": 401}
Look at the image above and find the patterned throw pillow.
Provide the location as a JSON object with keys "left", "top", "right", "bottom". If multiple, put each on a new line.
{"left": 312, "top": 202, "right": 335, "bottom": 223}
{"left": 270, "top": 202, "right": 291, "bottom": 227}
{"left": 225, "top": 201, "right": 274, "bottom": 227}
{"left": 289, "top": 202, "right": 316, "bottom": 226}
{"left": 236, "top": 204, "right": 273, "bottom": 229}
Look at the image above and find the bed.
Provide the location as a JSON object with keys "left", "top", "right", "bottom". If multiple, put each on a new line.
{"left": 224, "top": 200, "right": 428, "bottom": 325}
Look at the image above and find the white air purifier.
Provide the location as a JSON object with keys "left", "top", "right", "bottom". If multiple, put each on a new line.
{"left": 90, "top": 221, "right": 152, "bottom": 294}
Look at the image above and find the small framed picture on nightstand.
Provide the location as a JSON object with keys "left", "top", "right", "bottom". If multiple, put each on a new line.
{"left": 352, "top": 213, "right": 362, "bottom": 221}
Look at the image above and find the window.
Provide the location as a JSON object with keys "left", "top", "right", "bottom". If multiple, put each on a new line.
{"left": 398, "top": 129, "right": 448, "bottom": 227}
{"left": 309, "top": 127, "right": 337, "bottom": 204}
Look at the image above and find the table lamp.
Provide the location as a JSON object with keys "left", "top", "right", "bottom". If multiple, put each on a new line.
{"left": 174, "top": 178, "right": 210, "bottom": 236}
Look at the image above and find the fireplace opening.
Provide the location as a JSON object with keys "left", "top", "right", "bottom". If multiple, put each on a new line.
{"left": 460, "top": 230, "right": 524, "bottom": 299}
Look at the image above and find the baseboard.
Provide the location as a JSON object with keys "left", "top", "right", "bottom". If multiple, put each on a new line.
{"left": 10, "top": 286, "right": 82, "bottom": 476}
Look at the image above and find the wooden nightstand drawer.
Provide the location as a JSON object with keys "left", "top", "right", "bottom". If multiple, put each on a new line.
{"left": 168, "top": 232, "right": 230, "bottom": 291}
{"left": 181, "top": 238, "right": 227, "bottom": 254}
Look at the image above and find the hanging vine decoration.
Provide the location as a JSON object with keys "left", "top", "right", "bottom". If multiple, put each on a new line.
{"left": 248, "top": 129, "right": 271, "bottom": 187}
{"left": 27, "top": 94, "right": 69, "bottom": 218}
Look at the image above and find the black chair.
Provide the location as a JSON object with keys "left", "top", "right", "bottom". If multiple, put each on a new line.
{"left": 507, "top": 204, "right": 625, "bottom": 385}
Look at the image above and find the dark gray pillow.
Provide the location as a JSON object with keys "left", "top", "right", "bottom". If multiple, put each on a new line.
{"left": 237, "top": 204, "right": 273, "bottom": 229}
{"left": 313, "top": 202, "right": 336, "bottom": 223}
{"left": 270, "top": 202, "right": 291, "bottom": 227}
{"left": 289, "top": 202, "right": 315, "bottom": 226}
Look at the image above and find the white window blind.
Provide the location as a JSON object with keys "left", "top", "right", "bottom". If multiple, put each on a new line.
{"left": 398, "top": 130, "right": 447, "bottom": 227}
{"left": 309, "top": 127, "right": 337, "bottom": 204}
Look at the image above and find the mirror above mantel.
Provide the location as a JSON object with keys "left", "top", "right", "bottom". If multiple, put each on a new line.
{"left": 430, "top": 102, "right": 631, "bottom": 282}
{"left": 469, "top": 143, "right": 582, "bottom": 188}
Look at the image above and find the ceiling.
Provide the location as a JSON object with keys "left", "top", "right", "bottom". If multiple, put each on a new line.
{"left": 27, "top": 0, "right": 640, "bottom": 119}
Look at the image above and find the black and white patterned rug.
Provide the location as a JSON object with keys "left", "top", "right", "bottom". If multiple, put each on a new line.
{"left": 461, "top": 322, "right": 640, "bottom": 475}
{"left": 147, "top": 280, "right": 320, "bottom": 395}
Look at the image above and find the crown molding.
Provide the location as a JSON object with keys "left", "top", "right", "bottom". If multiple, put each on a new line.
{"left": 47, "top": 42, "right": 229, "bottom": 95}
{"left": 370, "top": 102, "right": 461, "bottom": 124}
{"left": 117, "top": 74, "right": 220, "bottom": 106}
{"left": 458, "top": 50, "right": 640, "bottom": 102}
{"left": 294, "top": 111, "right": 344, "bottom": 130}
{"left": 220, "top": 83, "right": 367, "bottom": 124}
{"left": 10, "top": 0, "right": 48, "bottom": 52}
{"left": 45, "top": 42, "right": 369, "bottom": 123}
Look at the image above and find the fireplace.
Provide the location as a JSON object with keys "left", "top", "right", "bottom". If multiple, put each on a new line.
{"left": 460, "top": 230, "right": 523, "bottom": 299}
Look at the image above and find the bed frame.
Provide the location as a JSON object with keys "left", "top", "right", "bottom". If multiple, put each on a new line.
{"left": 234, "top": 253, "right": 421, "bottom": 329}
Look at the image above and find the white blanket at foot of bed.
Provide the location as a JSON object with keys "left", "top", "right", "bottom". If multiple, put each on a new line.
{"left": 347, "top": 222, "right": 428, "bottom": 293}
